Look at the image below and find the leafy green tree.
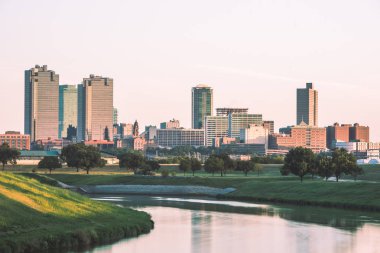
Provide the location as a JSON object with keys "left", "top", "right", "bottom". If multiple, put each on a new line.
{"left": 179, "top": 157, "right": 191, "bottom": 176}
{"left": 331, "top": 148, "right": 358, "bottom": 182}
{"left": 118, "top": 152, "right": 145, "bottom": 173}
{"left": 61, "top": 143, "right": 85, "bottom": 172}
{"left": 255, "top": 163, "right": 263, "bottom": 176}
{"left": 316, "top": 153, "right": 333, "bottom": 181}
{"left": 236, "top": 160, "right": 255, "bottom": 176}
{"left": 282, "top": 147, "right": 315, "bottom": 182}
{"left": 0, "top": 143, "right": 20, "bottom": 171}
{"left": 190, "top": 158, "right": 202, "bottom": 176}
{"left": 38, "top": 156, "right": 62, "bottom": 174}
{"left": 146, "top": 160, "right": 161, "bottom": 171}
{"left": 350, "top": 164, "right": 364, "bottom": 181}
{"left": 216, "top": 153, "right": 235, "bottom": 176}
{"left": 79, "top": 145, "right": 105, "bottom": 174}
{"left": 204, "top": 156, "right": 224, "bottom": 176}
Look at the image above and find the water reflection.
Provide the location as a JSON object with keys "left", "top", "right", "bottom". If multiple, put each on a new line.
{"left": 83, "top": 195, "right": 380, "bottom": 253}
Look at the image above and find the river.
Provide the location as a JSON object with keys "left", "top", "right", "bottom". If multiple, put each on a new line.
{"left": 81, "top": 195, "right": 380, "bottom": 253}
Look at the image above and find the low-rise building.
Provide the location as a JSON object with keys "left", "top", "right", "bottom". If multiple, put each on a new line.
{"left": 240, "top": 124, "right": 269, "bottom": 148}
{"left": 269, "top": 122, "right": 326, "bottom": 153}
{"left": 220, "top": 143, "right": 266, "bottom": 155}
{"left": 0, "top": 131, "right": 30, "bottom": 150}
{"left": 156, "top": 128, "right": 205, "bottom": 148}
{"left": 116, "top": 136, "right": 146, "bottom": 151}
{"left": 160, "top": 119, "right": 180, "bottom": 129}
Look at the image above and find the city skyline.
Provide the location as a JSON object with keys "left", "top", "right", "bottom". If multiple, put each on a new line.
{"left": 0, "top": 1, "right": 379, "bottom": 141}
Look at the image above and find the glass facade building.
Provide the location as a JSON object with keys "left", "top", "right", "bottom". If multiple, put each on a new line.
{"left": 59, "top": 85, "right": 78, "bottom": 138}
{"left": 192, "top": 85, "right": 213, "bottom": 129}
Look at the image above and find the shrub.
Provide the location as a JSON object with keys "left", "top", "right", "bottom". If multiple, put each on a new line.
{"left": 161, "top": 169, "right": 169, "bottom": 178}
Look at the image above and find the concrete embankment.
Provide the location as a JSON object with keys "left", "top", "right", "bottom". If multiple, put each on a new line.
{"left": 79, "top": 185, "right": 236, "bottom": 197}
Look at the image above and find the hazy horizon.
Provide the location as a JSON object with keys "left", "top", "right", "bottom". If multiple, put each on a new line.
{"left": 0, "top": 0, "right": 379, "bottom": 141}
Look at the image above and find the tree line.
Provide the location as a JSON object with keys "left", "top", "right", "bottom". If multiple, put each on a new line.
{"left": 281, "top": 147, "right": 363, "bottom": 182}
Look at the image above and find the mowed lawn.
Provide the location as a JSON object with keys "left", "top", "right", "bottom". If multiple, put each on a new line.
{"left": 39, "top": 163, "right": 380, "bottom": 211}
{"left": 0, "top": 173, "right": 152, "bottom": 253}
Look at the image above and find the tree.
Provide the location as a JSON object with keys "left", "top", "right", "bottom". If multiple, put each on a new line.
{"left": 236, "top": 160, "right": 255, "bottom": 176}
{"left": 79, "top": 145, "right": 105, "bottom": 174}
{"left": 0, "top": 143, "right": 20, "bottom": 171}
{"left": 145, "top": 160, "right": 161, "bottom": 171}
{"left": 316, "top": 153, "right": 333, "bottom": 181}
{"left": 190, "top": 158, "right": 202, "bottom": 176}
{"left": 331, "top": 148, "right": 358, "bottom": 182}
{"left": 38, "top": 156, "right": 62, "bottom": 174}
{"left": 204, "top": 156, "right": 224, "bottom": 176}
{"left": 179, "top": 157, "right": 191, "bottom": 176}
{"left": 61, "top": 143, "right": 85, "bottom": 172}
{"left": 282, "top": 147, "right": 315, "bottom": 182}
{"left": 255, "top": 163, "right": 263, "bottom": 176}
{"left": 216, "top": 153, "right": 235, "bottom": 176}
{"left": 350, "top": 164, "right": 364, "bottom": 181}
{"left": 118, "top": 152, "right": 145, "bottom": 173}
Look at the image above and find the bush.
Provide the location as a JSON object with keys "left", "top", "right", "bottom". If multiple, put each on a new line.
{"left": 161, "top": 169, "right": 169, "bottom": 178}
{"left": 170, "top": 171, "right": 176, "bottom": 177}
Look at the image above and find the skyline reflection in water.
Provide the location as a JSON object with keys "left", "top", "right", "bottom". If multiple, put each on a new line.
{"left": 84, "top": 196, "right": 380, "bottom": 253}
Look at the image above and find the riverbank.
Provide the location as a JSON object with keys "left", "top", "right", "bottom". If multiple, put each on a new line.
{"left": 0, "top": 173, "right": 153, "bottom": 253}
{"left": 80, "top": 184, "right": 236, "bottom": 196}
{"left": 44, "top": 173, "right": 380, "bottom": 212}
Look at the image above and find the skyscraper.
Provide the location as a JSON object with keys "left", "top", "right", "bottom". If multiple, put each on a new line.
{"left": 59, "top": 85, "right": 78, "bottom": 139}
{"left": 113, "top": 108, "right": 118, "bottom": 125}
{"left": 297, "top": 83, "right": 318, "bottom": 126}
{"left": 24, "top": 65, "right": 59, "bottom": 142}
{"left": 192, "top": 85, "right": 213, "bottom": 129}
{"left": 77, "top": 75, "right": 113, "bottom": 141}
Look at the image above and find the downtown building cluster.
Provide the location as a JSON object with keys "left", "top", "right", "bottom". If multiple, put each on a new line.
{"left": 1, "top": 64, "right": 378, "bottom": 163}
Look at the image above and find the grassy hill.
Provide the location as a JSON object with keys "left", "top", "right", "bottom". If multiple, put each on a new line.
{"left": 0, "top": 173, "right": 153, "bottom": 253}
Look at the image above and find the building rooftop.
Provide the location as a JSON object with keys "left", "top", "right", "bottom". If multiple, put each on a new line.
{"left": 20, "top": 151, "right": 60, "bottom": 157}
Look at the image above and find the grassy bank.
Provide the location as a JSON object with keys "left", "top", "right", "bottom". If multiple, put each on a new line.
{"left": 44, "top": 165, "right": 380, "bottom": 212}
{"left": 0, "top": 173, "right": 153, "bottom": 253}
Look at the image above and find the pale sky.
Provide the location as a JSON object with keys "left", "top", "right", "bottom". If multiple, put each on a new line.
{"left": 0, "top": 0, "right": 379, "bottom": 141}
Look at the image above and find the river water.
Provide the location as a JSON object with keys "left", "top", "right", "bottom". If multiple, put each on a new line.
{"left": 83, "top": 195, "right": 380, "bottom": 253}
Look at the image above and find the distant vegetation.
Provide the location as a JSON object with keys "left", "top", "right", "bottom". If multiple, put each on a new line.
{"left": 61, "top": 143, "right": 106, "bottom": 174}
{"left": 281, "top": 147, "right": 363, "bottom": 182}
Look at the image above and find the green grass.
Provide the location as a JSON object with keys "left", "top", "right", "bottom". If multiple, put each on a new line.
{"left": 0, "top": 173, "right": 153, "bottom": 253}
{"left": 42, "top": 164, "right": 380, "bottom": 212}
{"left": 224, "top": 179, "right": 380, "bottom": 211}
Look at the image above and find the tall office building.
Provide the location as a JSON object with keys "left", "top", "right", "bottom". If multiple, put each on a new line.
{"left": 77, "top": 75, "right": 113, "bottom": 141}
{"left": 216, "top": 108, "right": 248, "bottom": 116}
{"left": 24, "top": 65, "right": 59, "bottom": 142}
{"left": 297, "top": 83, "right": 318, "bottom": 126}
{"left": 192, "top": 85, "right": 213, "bottom": 129}
{"left": 59, "top": 85, "right": 78, "bottom": 139}
{"left": 205, "top": 116, "right": 229, "bottom": 147}
{"left": 113, "top": 108, "right": 118, "bottom": 125}
{"left": 228, "top": 113, "right": 263, "bottom": 139}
